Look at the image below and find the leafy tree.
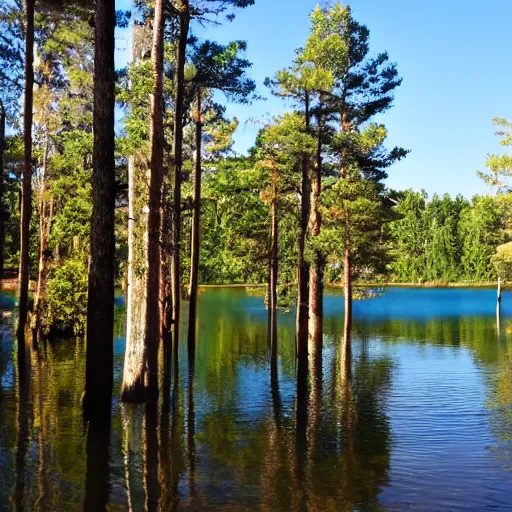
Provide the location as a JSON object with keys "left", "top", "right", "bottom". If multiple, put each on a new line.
{"left": 477, "top": 118, "right": 512, "bottom": 193}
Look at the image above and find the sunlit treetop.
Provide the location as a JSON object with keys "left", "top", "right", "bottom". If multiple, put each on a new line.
{"left": 477, "top": 118, "right": 512, "bottom": 194}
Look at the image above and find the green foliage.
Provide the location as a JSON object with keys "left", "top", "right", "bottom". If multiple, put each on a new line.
{"left": 477, "top": 118, "right": 512, "bottom": 193}
{"left": 492, "top": 242, "right": 512, "bottom": 281}
{"left": 44, "top": 255, "right": 88, "bottom": 334}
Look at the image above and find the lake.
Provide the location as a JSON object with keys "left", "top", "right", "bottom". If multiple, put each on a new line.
{"left": 0, "top": 287, "right": 511, "bottom": 511}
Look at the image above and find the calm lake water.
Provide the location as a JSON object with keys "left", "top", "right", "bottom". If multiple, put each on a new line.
{"left": 1, "top": 287, "right": 512, "bottom": 511}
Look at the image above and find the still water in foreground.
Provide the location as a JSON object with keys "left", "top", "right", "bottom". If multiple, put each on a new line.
{"left": 1, "top": 287, "right": 512, "bottom": 511}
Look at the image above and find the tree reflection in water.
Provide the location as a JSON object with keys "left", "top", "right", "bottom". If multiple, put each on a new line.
{"left": 1, "top": 288, "right": 512, "bottom": 510}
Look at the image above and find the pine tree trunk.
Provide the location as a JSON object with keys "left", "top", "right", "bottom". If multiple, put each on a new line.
{"left": 171, "top": 0, "right": 190, "bottom": 350}
{"left": 343, "top": 243, "right": 352, "bottom": 341}
{"left": 34, "top": 135, "right": 52, "bottom": 328}
{"left": 296, "top": 91, "right": 311, "bottom": 362}
{"left": 308, "top": 124, "right": 324, "bottom": 346}
{"left": 83, "top": 0, "right": 116, "bottom": 418}
{"left": 17, "top": 0, "right": 35, "bottom": 341}
{"left": 268, "top": 162, "right": 278, "bottom": 354}
{"left": 0, "top": 100, "right": 6, "bottom": 279}
{"left": 121, "top": 156, "right": 148, "bottom": 402}
{"left": 187, "top": 86, "right": 202, "bottom": 351}
{"left": 145, "top": 0, "right": 166, "bottom": 400}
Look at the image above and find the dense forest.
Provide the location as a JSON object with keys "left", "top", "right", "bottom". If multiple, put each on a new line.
{"left": 1, "top": 0, "right": 511, "bottom": 409}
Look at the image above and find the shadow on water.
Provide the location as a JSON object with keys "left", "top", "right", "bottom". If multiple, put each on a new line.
{"left": 0, "top": 288, "right": 511, "bottom": 510}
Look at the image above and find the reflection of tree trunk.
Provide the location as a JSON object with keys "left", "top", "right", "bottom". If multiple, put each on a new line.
{"left": 268, "top": 161, "right": 278, "bottom": 354}
{"left": 294, "top": 356, "right": 309, "bottom": 511}
{"left": 18, "top": 0, "right": 36, "bottom": 341}
{"left": 171, "top": 0, "right": 190, "bottom": 350}
{"left": 145, "top": 0, "right": 166, "bottom": 400}
{"left": 143, "top": 402, "right": 159, "bottom": 511}
{"left": 187, "top": 357, "right": 196, "bottom": 504}
{"left": 84, "top": 416, "right": 111, "bottom": 512}
{"left": 169, "top": 359, "right": 182, "bottom": 510}
{"left": 308, "top": 335, "right": 322, "bottom": 456}
{"left": 34, "top": 135, "right": 52, "bottom": 329}
{"left": 157, "top": 345, "right": 172, "bottom": 510}
{"left": 0, "top": 100, "right": 6, "bottom": 279}
{"left": 296, "top": 92, "right": 311, "bottom": 362}
{"left": 84, "top": 0, "right": 116, "bottom": 417}
{"left": 122, "top": 404, "right": 144, "bottom": 512}
{"left": 34, "top": 350, "right": 47, "bottom": 512}
{"left": 14, "top": 342, "right": 30, "bottom": 512}
{"left": 188, "top": 87, "right": 202, "bottom": 351}
{"left": 308, "top": 108, "right": 324, "bottom": 346}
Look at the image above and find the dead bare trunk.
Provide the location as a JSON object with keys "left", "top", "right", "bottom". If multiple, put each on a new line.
{"left": 171, "top": 0, "right": 190, "bottom": 351}
{"left": 83, "top": 0, "right": 116, "bottom": 418}
{"left": 121, "top": 156, "right": 148, "bottom": 402}
{"left": 296, "top": 91, "right": 311, "bottom": 362}
{"left": 187, "top": 87, "right": 202, "bottom": 351}
{"left": 0, "top": 100, "right": 6, "bottom": 279}
{"left": 18, "top": 0, "right": 35, "bottom": 341}
{"left": 144, "top": 0, "right": 166, "bottom": 400}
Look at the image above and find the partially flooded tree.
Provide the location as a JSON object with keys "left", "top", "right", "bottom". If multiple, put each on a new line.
{"left": 17, "top": 0, "right": 36, "bottom": 340}
{"left": 314, "top": 3, "right": 404, "bottom": 339}
{"left": 267, "top": 27, "right": 332, "bottom": 358}
{"left": 166, "top": 0, "right": 255, "bottom": 350}
{"left": 83, "top": 0, "right": 116, "bottom": 417}
{"left": 187, "top": 39, "right": 255, "bottom": 348}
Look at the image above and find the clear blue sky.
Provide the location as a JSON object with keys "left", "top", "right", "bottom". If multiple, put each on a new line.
{"left": 116, "top": 0, "right": 512, "bottom": 198}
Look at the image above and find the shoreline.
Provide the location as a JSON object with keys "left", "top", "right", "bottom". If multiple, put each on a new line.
{"left": 1, "top": 278, "right": 503, "bottom": 294}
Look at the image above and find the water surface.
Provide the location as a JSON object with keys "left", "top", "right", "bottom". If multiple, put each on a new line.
{"left": 0, "top": 287, "right": 511, "bottom": 511}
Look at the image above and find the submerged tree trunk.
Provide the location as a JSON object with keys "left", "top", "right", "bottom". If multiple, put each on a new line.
{"left": 171, "top": 0, "right": 190, "bottom": 350}
{"left": 145, "top": 0, "right": 166, "bottom": 400}
{"left": 296, "top": 91, "right": 311, "bottom": 362}
{"left": 18, "top": 0, "right": 35, "bottom": 340}
{"left": 268, "top": 161, "right": 278, "bottom": 353}
{"left": 497, "top": 276, "right": 502, "bottom": 333}
{"left": 83, "top": 0, "right": 116, "bottom": 418}
{"left": 121, "top": 156, "right": 148, "bottom": 402}
{"left": 187, "top": 87, "right": 202, "bottom": 351}
{"left": 0, "top": 100, "right": 6, "bottom": 279}
{"left": 34, "top": 136, "right": 52, "bottom": 328}
{"left": 343, "top": 243, "right": 352, "bottom": 341}
{"left": 308, "top": 118, "right": 324, "bottom": 346}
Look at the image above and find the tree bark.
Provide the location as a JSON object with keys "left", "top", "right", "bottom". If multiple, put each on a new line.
{"left": 0, "top": 100, "right": 6, "bottom": 279}
{"left": 268, "top": 161, "right": 278, "bottom": 355}
{"left": 187, "top": 86, "right": 202, "bottom": 352}
{"left": 145, "top": 0, "right": 166, "bottom": 400}
{"left": 343, "top": 243, "right": 352, "bottom": 341}
{"left": 171, "top": 0, "right": 190, "bottom": 352}
{"left": 296, "top": 91, "right": 311, "bottom": 362}
{"left": 83, "top": 0, "right": 116, "bottom": 418}
{"left": 308, "top": 115, "right": 324, "bottom": 346}
{"left": 17, "top": 0, "right": 35, "bottom": 341}
{"left": 121, "top": 156, "right": 148, "bottom": 402}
